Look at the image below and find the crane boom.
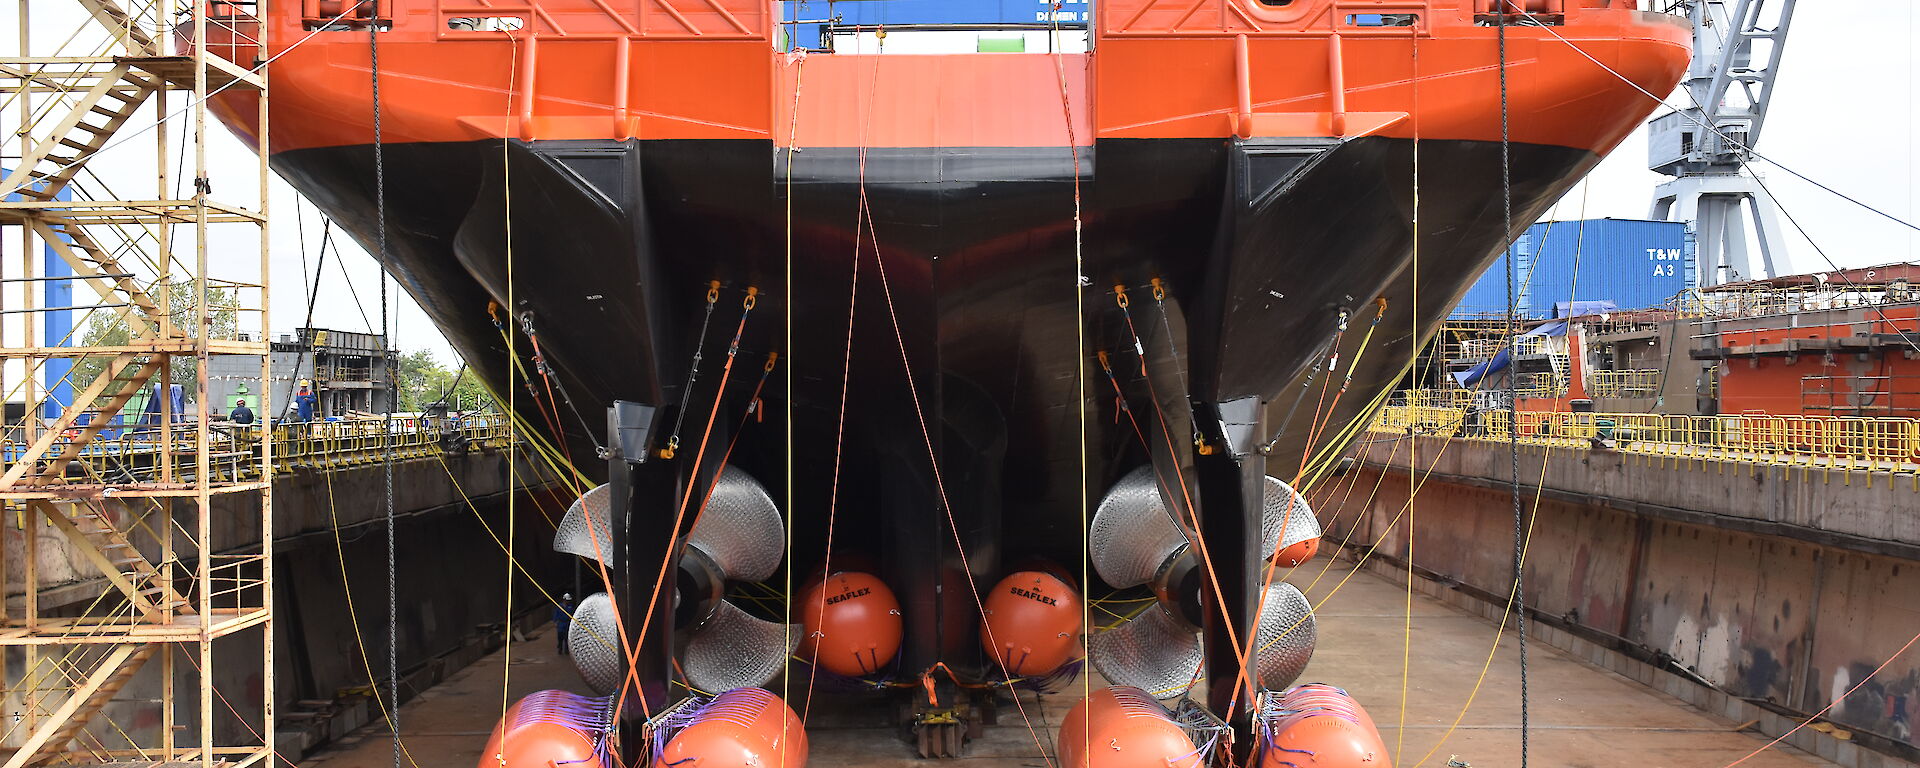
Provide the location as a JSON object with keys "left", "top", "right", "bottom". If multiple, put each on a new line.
{"left": 1649, "top": 0, "right": 1796, "bottom": 285}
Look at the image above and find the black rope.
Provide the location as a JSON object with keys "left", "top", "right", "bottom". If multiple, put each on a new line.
{"left": 665, "top": 292, "right": 720, "bottom": 457}
{"left": 1496, "top": 3, "right": 1528, "bottom": 764}
{"left": 279, "top": 222, "right": 331, "bottom": 419}
{"left": 370, "top": 14, "right": 400, "bottom": 768}
{"left": 432, "top": 362, "right": 470, "bottom": 410}
{"left": 518, "top": 312, "right": 607, "bottom": 454}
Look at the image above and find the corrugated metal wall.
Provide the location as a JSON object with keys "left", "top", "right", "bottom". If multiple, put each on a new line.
{"left": 1451, "top": 218, "right": 1694, "bottom": 320}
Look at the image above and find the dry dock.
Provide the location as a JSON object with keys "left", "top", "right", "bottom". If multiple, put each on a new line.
{"left": 304, "top": 555, "right": 1825, "bottom": 768}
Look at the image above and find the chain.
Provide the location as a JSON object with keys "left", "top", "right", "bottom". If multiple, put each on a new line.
{"left": 370, "top": 16, "right": 400, "bottom": 768}
{"left": 1497, "top": 4, "right": 1528, "bottom": 765}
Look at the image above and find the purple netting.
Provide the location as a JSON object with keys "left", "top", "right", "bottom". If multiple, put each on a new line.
{"left": 504, "top": 689, "right": 615, "bottom": 767}
{"left": 1256, "top": 683, "right": 1366, "bottom": 759}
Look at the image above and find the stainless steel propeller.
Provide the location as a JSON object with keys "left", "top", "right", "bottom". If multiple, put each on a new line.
{"left": 1087, "top": 466, "right": 1320, "bottom": 699}
{"left": 556, "top": 466, "right": 796, "bottom": 695}
{"left": 553, "top": 482, "right": 613, "bottom": 564}
{"left": 1260, "top": 475, "right": 1321, "bottom": 562}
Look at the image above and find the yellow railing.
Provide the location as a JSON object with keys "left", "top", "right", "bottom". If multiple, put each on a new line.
{"left": 1396, "top": 389, "right": 1476, "bottom": 409}
{"left": 1588, "top": 369, "right": 1663, "bottom": 399}
{"left": 269, "top": 413, "right": 515, "bottom": 471}
{"left": 1514, "top": 373, "right": 1568, "bottom": 400}
{"left": 0, "top": 413, "right": 515, "bottom": 482}
{"left": 1369, "top": 404, "right": 1920, "bottom": 470}
{"left": 1676, "top": 286, "right": 1920, "bottom": 321}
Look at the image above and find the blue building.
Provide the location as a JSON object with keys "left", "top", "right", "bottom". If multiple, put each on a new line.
{"left": 781, "top": 0, "right": 1090, "bottom": 51}
{"left": 1449, "top": 218, "right": 1695, "bottom": 321}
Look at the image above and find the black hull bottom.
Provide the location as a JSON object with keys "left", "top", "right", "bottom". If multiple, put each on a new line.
{"left": 274, "top": 134, "right": 1594, "bottom": 708}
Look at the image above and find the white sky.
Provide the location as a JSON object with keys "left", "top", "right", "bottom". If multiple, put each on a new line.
{"left": 2, "top": 2, "right": 1915, "bottom": 372}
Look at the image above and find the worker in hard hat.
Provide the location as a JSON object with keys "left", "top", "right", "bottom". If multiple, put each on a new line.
{"left": 294, "top": 381, "right": 317, "bottom": 422}
{"left": 554, "top": 593, "right": 575, "bottom": 655}
{"left": 229, "top": 399, "right": 255, "bottom": 426}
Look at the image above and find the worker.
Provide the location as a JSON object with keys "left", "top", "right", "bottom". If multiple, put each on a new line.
{"left": 229, "top": 399, "right": 255, "bottom": 426}
{"left": 554, "top": 593, "right": 575, "bottom": 656}
{"left": 295, "top": 381, "right": 317, "bottom": 422}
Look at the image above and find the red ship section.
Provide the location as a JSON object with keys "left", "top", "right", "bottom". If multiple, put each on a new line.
{"left": 221, "top": 1, "right": 1683, "bottom": 151}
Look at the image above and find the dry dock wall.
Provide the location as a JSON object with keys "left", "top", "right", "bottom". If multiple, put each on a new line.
{"left": 1343, "top": 435, "right": 1920, "bottom": 765}
{"left": 0, "top": 448, "right": 569, "bottom": 760}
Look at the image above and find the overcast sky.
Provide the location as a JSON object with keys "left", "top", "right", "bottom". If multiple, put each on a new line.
{"left": 3, "top": 2, "right": 1914, "bottom": 369}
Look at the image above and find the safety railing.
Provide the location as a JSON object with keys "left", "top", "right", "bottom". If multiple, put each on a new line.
{"left": 270, "top": 413, "right": 513, "bottom": 470}
{"left": 1394, "top": 388, "right": 1476, "bottom": 409}
{"left": 1368, "top": 404, "right": 1920, "bottom": 472}
{"left": 1497, "top": 373, "right": 1570, "bottom": 400}
{"left": 0, "top": 412, "right": 513, "bottom": 483}
{"left": 1674, "top": 286, "right": 1920, "bottom": 322}
{"left": 1588, "top": 369, "right": 1663, "bottom": 399}
{"left": 1453, "top": 333, "right": 1564, "bottom": 362}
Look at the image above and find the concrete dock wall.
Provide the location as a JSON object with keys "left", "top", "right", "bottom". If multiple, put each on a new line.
{"left": 1, "top": 448, "right": 573, "bottom": 759}
{"left": 1340, "top": 435, "right": 1920, "bottom": 763}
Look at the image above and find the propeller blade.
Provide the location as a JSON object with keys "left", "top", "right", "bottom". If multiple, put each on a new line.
{"left": 554, "top": 484, "right": 614, "bottom": 565}
{"left": 687, "top": 466, "right": 786, "bottom": 583}
{"left": 1260, "top": 476, "right": 1320, "bottom": 562}
{"left": 1089, "top": 603, "right": 1203, "bottom": 700}
{"left": 1253, "top": 582, "right": 1317, "bottom": 691}
{"left": 682, "top": 599, "right": 800, "bottom": 695}
{"left": 567, "top": 592, "right": 625, "bottom": 696}
{"left": 1090, "top": 465, "right": 1190, "bottom": 588}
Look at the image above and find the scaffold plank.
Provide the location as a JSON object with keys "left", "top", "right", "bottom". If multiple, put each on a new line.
{"left": 0, "top": 608, "right": 271, "bottom": 644}
{"left": 124, "top": 55, "right": 264, "bottom": 92}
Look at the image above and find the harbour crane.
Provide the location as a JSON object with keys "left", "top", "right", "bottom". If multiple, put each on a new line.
{"left": 1648, "top": 0, "right": 1796, "bottom": 286}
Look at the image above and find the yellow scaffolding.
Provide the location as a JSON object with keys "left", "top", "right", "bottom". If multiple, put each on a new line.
{"left": 0, "top": 1, "right": 271, "bottom": 766}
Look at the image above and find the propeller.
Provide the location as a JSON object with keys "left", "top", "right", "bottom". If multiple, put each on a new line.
{"left": 1261, "top": 475, "right": 1323, "bottom": 568}
{"left": 1087, "top": 465, "right": 1320, "bottom": 699}
{"left": 559, "top": 466, "right": 798, "bottom": 696}
{"left": 554, "top": 483, "right": 614, "bottom": 564}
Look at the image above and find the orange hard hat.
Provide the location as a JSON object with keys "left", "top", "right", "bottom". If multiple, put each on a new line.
{"left": 981, "top": 570, "right": 1082, "bottom": 676}
{"left": 476, "top": 690, "right": 604, "bottom": 768}
{"left": 1258, "top": 684, "right": 1391, "bottom": 768}
{"left": 1058, "top": 686, "right": 1204, "bottom": 768}
{"left": 654, "top": 687, "right": 808, "bottom": 768}
{"left": 798, "top": 571, "right": 902, "bottom": 678}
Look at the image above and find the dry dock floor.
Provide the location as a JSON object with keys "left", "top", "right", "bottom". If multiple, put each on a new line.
{"left": 305, "top": 556, "right": 1828, "bottom": 767}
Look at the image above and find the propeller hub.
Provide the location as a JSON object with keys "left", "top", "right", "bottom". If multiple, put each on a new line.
{"left": 675, "top": 543, "right": 727, "bottom": 629}
{"left": 1150, "top": 545, "right": 1205, "bottom": 631}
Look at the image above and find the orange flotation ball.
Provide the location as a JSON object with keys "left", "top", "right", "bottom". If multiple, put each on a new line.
{"left": 1058, "top": 686, "right": 1204, "bottom": 768}
{"left": 798, "top": 571, "right": 902, "bottom": 677}
{"left": 981, "top": 570, "right": 1082, "bottom": 676}
{"left": 654, "top": 687, "right": 808, "bottom": 768}
{"left": 477, "top": 690, "right": 606, "bottom": 768}
{"left": 1258, "top": 684, "right": 1392, "bottom": 768}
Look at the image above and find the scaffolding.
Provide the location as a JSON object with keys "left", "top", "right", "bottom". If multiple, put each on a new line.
{"left": 0, "top": 1, "right": 271, "bottom": 766}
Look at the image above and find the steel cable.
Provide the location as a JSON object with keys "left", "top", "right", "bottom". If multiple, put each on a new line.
{"left": 368, "top": 18, "right": 400, "bottom": 768}
{"left": 1496, "top": 6, "right": 1530, "bottom": 764}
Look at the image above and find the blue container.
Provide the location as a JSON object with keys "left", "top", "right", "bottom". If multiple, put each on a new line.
{"left": 1449, "top": 218, "right": 1693, "bottom": 320}
{"left": 781, "top": 0, "right": 1089, "bottom": 49}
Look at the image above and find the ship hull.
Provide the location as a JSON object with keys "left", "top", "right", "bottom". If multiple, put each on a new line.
{"left": 273, "top": 133, "right": 1593, "bottom": 675}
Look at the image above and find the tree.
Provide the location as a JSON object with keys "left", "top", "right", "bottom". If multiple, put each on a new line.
{"left": 397, "top": 349, "right": 494, "bottom": 412}
{"left": 65, "top": 281, "right": 238, "bottom": 406}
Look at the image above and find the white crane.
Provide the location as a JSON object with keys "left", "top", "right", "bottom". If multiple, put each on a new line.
{"left": 1647, "top": 0, "right": 1796, "bottom": 286}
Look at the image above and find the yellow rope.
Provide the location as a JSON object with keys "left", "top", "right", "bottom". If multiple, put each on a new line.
{"left": 779, "top": 40, "right": 806, "bottom": 768}
{"left": 1409, "top": 446, "right": 1550, "bottom": 767}
{"left": 322, "top": 462, "right": 424, "bottom": 768}
{"left": 495, "top": 29, "right": 521, "bottom": 764}
{"left": 1398, "top": 29, "right": 1422, "bottom": 760}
